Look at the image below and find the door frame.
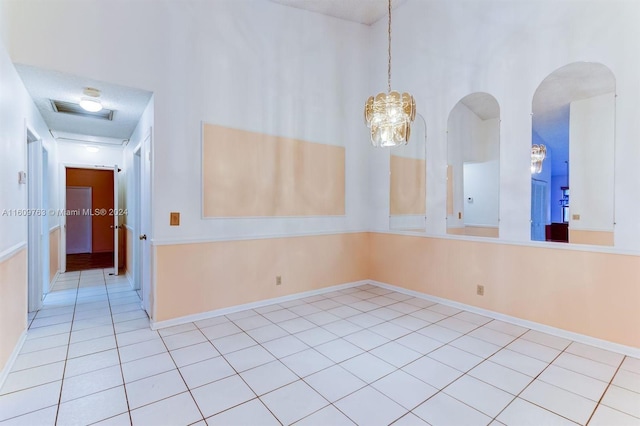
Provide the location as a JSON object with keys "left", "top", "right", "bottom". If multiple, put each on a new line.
{"left": 59, "top": 163, "right": 119, "bottom": 273}
{"left": 133, "top": 127, "right": 153, "bottom": 317}
{"left": 26, "top": 125, "right": 49, "bottom": 312}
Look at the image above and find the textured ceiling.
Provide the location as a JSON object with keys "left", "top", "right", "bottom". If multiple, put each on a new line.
{"left": 15, "top": 64, "right": 153, "bottom": 142}
{"left": 269, "top": 0, "right": 407, "bottom": 25}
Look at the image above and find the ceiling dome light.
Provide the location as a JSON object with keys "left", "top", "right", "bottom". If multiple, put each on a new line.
{"left": 85, "top": 145, "right": 100, "bottom": 153}
{"left": 79, "top": 97, "right": 103, "bottom": 112}
{"left": 79, "top": 87, "right": 103, "bottom": 112}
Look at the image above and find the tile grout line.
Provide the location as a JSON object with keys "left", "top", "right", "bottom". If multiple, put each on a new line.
{"left": 52, "top": 271, "right": 81, "bottom": 426}
{"left": 584, "top": 355, "right": 626, "bottom": 425}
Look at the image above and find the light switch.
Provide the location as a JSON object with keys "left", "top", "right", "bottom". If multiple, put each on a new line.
{"left": 170, "top": 212, "right": 180, "bottom": 226}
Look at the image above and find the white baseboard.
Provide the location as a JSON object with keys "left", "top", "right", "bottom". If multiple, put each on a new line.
{"left": 369, "top": 280, "right": 640, "bottom": 358}
{"left": 48, "top": 271, "right": 60, "bottom": 291}
{"left": 0, "top": 330, "right": 27, "bottom": 390}
{"left": 150, "top": 280, "right": 369, "bottom": 330}
{"left": 125, "top": 269, "right": 134, "bottom": 289}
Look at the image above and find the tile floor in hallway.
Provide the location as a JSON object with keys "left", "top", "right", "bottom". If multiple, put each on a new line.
{"left": 0, "top": 270, "right": 639, "bottom": 426}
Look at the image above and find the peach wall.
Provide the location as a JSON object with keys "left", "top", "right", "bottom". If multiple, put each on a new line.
{"left": 67, "top": 168, "right": 114, "bottom": 253}
{"left": 49, "top": 227, "right": 59, "bottom": 283}
{"left": 154, "top": 233, "right": 369, "bottom": 321}
{"left": 390, "top": 155, "right": 426, "bottom": 215}
{"left": 570, "top": 230, "right": 614, "bottom": 246}
{"left": 202, "top": 124, "right": 345, "bottom": 217}
{"left": 448, "top": 226, "right": 499, "bottom": 238}
{"left": 0, "top": 248, "right": 27, "bottom": 371}
{"left": 369, "top": 233, "right": 640, "bottom": 348}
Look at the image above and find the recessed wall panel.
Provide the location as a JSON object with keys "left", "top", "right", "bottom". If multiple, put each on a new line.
{"left": 203, "top": 124, "right": 345, "bottom": 217}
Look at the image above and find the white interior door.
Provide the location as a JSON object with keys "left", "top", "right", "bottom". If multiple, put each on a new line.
{"left": 66, "top": 186, "right": 92, "bottom": 254}
{"left": 531, "top": 179, "right": 547, "bottom": 241}
{"left": 140, "top": 133, "right": 152, "bottom": 316}
{"left": 112, "top": 166, "right": 119, "bottom": 275}
{"left": 133, "top": 149, "right": 142, "bottom": 291}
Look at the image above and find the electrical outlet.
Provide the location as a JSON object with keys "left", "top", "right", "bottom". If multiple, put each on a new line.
{"left": 477, "top": 285, "right": 485, "bottom": 296}
{"left": 458, "top": 212, "right": 462, "bottom": 219}
{"left": 276, "top": 276, "right": 282, "bottom": 286}
{"left": 572, "top": 214, "right": 580, "bottom": 220}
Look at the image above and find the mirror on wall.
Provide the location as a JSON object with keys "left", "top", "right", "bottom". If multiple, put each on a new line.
{"left": 446, "top": 93, "right": 500, "bottom": 238}
{"left": 530, "top": 62, "right": 615, "bottom": 246}
{"left": 389, "top": 113, "right": 426, "bottom": 231}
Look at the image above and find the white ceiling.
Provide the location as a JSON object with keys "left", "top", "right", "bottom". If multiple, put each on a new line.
{"left": 15, "top": 64, "right": 153, "bottom": 142}
{"left": 269, "top": 0, "right": 407, "bottom": 25}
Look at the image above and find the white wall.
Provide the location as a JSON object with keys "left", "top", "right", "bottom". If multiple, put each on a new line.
{"left": 0, "top": 37, "right": 54, "bottom": 253}
{"left": 569, "top": 92, "right": 615, "bottom": 232}
{"left": 368, "top": 0, "right": 640, "bottom": 251}
{"left": 3, "top": 0, "right": 371, "bottom": 244}
{"left": 3, "top": 0, "right": 640, "bottom": 252}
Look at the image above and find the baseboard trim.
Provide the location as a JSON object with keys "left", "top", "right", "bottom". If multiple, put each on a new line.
{"left": 369, "top": 280, "right": 640, "bottom": 358}
{"left": 48, "top": 271, "right": 60, "bottom": 291}
{"left": 125, "top": 269, "right": 134, "bottom": 289}
{"left": 150, "top": 280, "right": 369, "bottom": 330}
{"left": 0, "top": 330, "right": 27, "bottom": 390}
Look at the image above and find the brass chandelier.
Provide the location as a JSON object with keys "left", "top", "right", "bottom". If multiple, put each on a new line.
{"left": 364, "top": 0, "right": 416, "bottom": 147}
{"left": 531, "top": 144, "right": 547, "bottom": 174}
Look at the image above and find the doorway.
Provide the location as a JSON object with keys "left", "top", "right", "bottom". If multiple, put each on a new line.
{"left": 26, "top": 129, "right": 50, "bottom": 312}
{"left": 62, "top": 166, "right": 120, "bottom": 273}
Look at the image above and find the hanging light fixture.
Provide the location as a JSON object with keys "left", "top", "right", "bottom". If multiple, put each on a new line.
{"left": 364, "top": 0, "right": 416, "bottom": 147}
{"left": 79, "top": 87, "right": 103, "bottom": 112}
{"left": 531, "top": 144, "right": 546, "bottom": 174}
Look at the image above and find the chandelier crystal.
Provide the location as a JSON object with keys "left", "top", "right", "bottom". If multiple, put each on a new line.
{"left": 364, "top": 0, "right": 416, "bottom": 148}
{"left": 531, "top": 144, "right": 547, "bottom": 174}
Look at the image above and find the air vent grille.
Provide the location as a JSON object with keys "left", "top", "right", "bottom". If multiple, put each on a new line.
{"left": 50, "top": 100, "right": 114, "bottom": 121}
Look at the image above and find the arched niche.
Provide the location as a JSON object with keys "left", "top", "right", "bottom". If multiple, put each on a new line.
{"left": 389, "top": 113, "right": 426, "bottom": 231}
{"left": 446, "top": 93, "right": 500, "bottom": 238}
{"left": 530, "top": 62, "right": 616, "bottom": 246}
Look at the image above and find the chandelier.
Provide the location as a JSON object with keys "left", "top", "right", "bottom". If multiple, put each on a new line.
{"left": 364, "top": 0, "right": 416, "bottom": 147}
{"left": 531, "top": 144, "right": 546, "bottom": 174}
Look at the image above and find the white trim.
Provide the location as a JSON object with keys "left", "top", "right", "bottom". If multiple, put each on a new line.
{"left": 369, "top": 280, "right": 640, "bottom": 358}
{"left": 49, "top": 271, "right": 59, "bottom": 290}
{"left": 569, "top": 226, "right": 615, "bottom": 233}
{"left": 150, "top": 230, "right": 369, "bottom": 246}
{"left": 375, "top": 230, "right": 640, "bottom": 256}
{"left": 49, "top": 225, "right": 60, "bottom": 233}
{"left": 0, "top": 330, "right": 27, "bottom": 390}
{"left": 125, "top": 268, "right": 134, "bottom": 288}
{"left": 464, "top": 224, "right": 500, "bottom": 229}
{"left": 0, "top": 242, "right": 27, "bottom": 263}
{"left": 150, "top": 280, "right": 369, "bottom": 330}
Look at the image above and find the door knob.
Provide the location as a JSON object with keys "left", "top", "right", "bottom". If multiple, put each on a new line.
{"left": 139, "top": 234, "right": 147, "bottom": 240}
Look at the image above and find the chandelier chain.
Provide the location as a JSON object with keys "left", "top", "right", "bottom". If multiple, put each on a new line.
{"left": 388, "top": 0, "right": 392, "bottom": 93}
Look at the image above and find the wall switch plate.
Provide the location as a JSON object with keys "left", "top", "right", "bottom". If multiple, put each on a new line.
{"left": 170, "top": 212, "right": 180, "bottom": 226}
{"left": 18, "top": 171, "right": 27, "bottom": 184}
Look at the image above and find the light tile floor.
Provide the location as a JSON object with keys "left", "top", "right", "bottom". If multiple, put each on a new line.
{"left": 0, "top": 269, "right": 639, "bottom": 425}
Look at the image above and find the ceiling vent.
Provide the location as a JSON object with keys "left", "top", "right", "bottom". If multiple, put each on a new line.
{"left": 50, "top": 99, "right": 114, "bottom": 121}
